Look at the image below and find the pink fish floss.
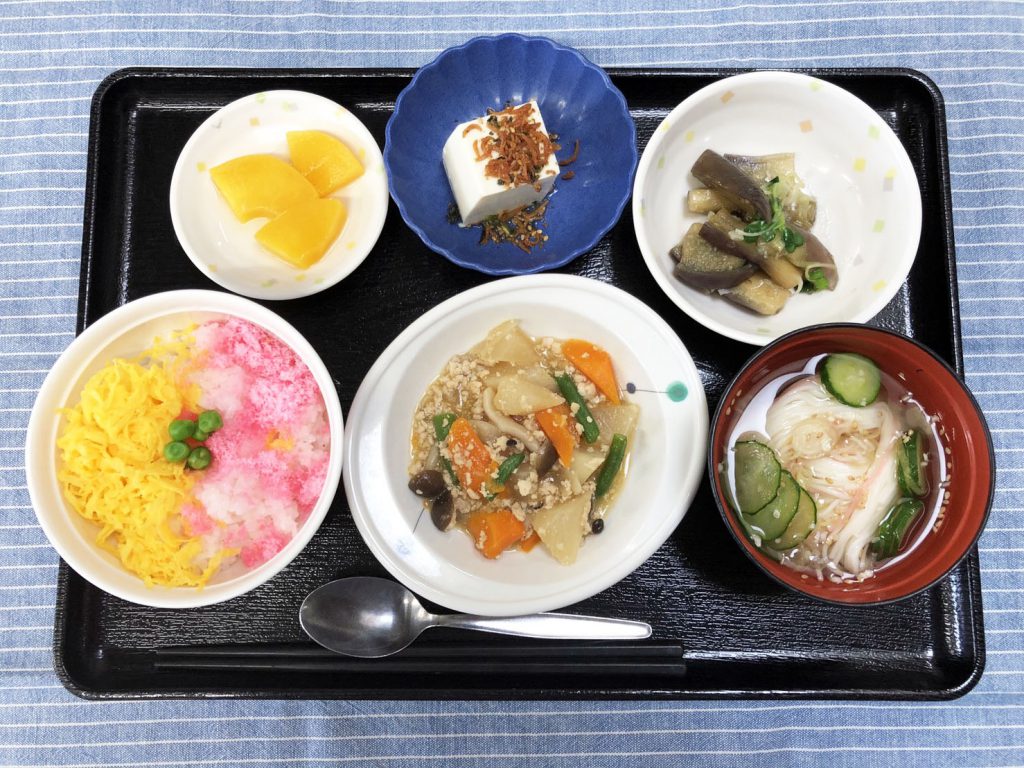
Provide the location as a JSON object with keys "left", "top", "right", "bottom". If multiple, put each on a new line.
{"left": 185, "top": 317, "right": 330, "bottom": 570}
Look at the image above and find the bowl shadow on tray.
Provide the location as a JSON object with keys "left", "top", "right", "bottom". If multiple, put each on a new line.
{"left": 670, "top": 482, "right": 782, "bottom": 598}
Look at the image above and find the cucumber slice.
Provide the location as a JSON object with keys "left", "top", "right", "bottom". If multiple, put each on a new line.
{"left": 743, "top": 471, "right": 800, "bottom": 541}
{"left": 719, "top": 459, "right": 740, "bottom": 514}
{"left": 870, "top": 498, "right": 925, "bottom": 559}
{"left": 821, "top": 353, "right": 881, "bottom": 407}
{"left": 897, "top": 429, "right": 927, "bottom": 497}
{"left": 734, "top": 440, "right": 781, "bottom": 515}
{"left": 768, "top": 486, "right": 817, "bottom": 550}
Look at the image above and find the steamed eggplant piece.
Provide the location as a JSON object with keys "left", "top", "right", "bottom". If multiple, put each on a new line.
{"left": 690, "top": 150, "right": 772, "bottom": 221}
{"left": 723, "top": 152, "right": 796, "bottom": 179}
{"left": 722, "top": 274, "right": 790, "bottom": 315}
{"left": 723, "top": 153, "right": 817, "bottom": 228}
{"left": 701, "top": 211, "right": 804, "bottom": 292}
{"left": 686, "top": 188, "right": 755, "bottom": 218}
{"left": 670, "top": 223, "right": 756, "bottom": 290}
{"left": 787, "top": 225, "right": 839, "bottom": 290}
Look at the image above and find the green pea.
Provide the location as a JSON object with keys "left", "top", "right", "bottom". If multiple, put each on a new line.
{"left": 192, "top": 428, "right": 210, "bottom": 442}
{"left": 197, "top": 410, "right": 223, "bottom": 434}
{"left": 168, "top": 419, "right": 196, "bottom": 441}
{"left": 163, "top": 441, "right": 190, "bottom": 463}
{"left": 187, "top": 446, "right": 212, "bottom": 470}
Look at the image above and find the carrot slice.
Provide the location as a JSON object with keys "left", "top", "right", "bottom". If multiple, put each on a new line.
{"left": 447, "top": 417, "right": 499, "bottom": 497}
{"left": 466, "top": 508, "right": 526, "bottom": 559}
{"left": 519, "top": 530, "right": 542, "bottom": 553}
{"left": 562, "top": 339, "right": 621, "bottom": 404}
{"left": 536, "top": 404, "right": 576, "bottom": 467}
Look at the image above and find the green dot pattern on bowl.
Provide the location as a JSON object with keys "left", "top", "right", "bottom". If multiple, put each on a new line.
{"left": 667, "top": 381, "right": 689, "bottom": 402}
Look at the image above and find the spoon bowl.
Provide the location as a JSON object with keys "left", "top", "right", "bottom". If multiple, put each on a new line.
{"left": 299, "top": 576, "right": 652, "bottom": 658}
{"left": 300, "top": 577, "right": 430, "bottom": 657}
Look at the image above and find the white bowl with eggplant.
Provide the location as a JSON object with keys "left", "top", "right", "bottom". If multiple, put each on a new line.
{"left": 632, "top": 71, "right": 922, "bottom": 346}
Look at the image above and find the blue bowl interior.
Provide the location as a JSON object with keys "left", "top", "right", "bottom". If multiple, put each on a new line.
{"left": 385, "top": 35, "right": 637, "bottom": 275}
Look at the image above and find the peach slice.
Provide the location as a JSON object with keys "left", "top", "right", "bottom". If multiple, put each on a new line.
{"left": 209, "top": 154, "right": 317, "bottom": 223}
{"left": 287, "top": 130, "right": 364, "bottom": 196}
{"left": 254, "top": 198, "right": 347, "bottom": 269}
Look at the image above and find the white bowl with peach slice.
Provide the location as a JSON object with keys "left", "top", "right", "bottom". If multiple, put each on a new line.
{"left": 170, "top": 90, "right": 388, "bottom": 300}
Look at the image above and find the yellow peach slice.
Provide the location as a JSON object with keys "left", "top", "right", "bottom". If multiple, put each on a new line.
{"left": 287, "top": 130, "right": 364, "bottom": 196}
{"left": 254, "top": 198, "right": 347, "bottom": 269}
{"left": 209, "top": 154, "right": 317, "bottom": 222}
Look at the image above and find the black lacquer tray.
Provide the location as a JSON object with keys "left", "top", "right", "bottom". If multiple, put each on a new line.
{"left": 55, "top": 67, "right": 982, "bottom": 700}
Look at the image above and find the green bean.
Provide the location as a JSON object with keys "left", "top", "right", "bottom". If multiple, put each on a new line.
{"left": 595, "top": 433, "right": 627, "bottom": 497}
{"left": 495, "top": 453, "right": 525, "bottom": 486}
{"left": 433, "top": 412, "right": 456, "bottom": 442}
{"left": 439, "top": 456, "right": 460, "bottom": 487}
{"left": 871, "top": 498, "right": 924, "bottom": 559}
{"left": 554, "top": 373, "right": 600, "bottom": 444}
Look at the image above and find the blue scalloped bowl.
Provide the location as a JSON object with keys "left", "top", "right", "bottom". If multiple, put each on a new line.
{"left": 385, "top": 34, "right": 637, "bottom": 275}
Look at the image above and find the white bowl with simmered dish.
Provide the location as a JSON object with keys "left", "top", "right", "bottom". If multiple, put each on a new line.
{"left": 633, "top": 71, "right": 922, "bottom": 346}
{"left": 344, "top": 274, "right": 707, "bottom": 616}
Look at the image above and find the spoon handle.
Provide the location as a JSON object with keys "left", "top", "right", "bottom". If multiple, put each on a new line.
{"left": 434, "top": 612, "right": 652, "bottom": 640}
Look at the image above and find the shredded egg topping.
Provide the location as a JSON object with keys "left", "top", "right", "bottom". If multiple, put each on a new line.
{"left": 56, "top": 334, "right": 234, "bottom": 588}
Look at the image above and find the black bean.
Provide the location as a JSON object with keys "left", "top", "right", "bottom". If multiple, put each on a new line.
{"left": 591, "top": 518, "right": 604, "bottom": 534}
{"left": 430, "top": 490, "right": 455, "bottom": 532}
{"left": 408, "top": 469, "right": 446, "bottom": 498}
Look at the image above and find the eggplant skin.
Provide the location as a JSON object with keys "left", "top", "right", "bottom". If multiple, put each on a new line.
{"left": 673, "top": 259, "right": 756, "bottom": 290}
{"left": 790, "top": 225, "right": 839, "bottom": 290}
{"left": 670, "top": 223, "right": 756, "bottom": 291}
{"left": 690, "top": 150, "right": 772, "bottom": 221}
{"left": 699, "top": 221, "right": 757, "bottom": 262}
{"left": 722, "top": 274, "right": 790, "bottom": 315}
{"left": 701, "top": 212, "right": 804, "bottom": 293}
{"left": 724, "top": 153, "right": 817, "bottom": 229}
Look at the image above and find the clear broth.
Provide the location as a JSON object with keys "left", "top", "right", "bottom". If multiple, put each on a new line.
{"left": 722, "top": 353, "right": 947, "bottom": 582}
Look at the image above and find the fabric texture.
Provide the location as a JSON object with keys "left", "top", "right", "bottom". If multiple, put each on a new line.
{"left": 1, "top": 1, "right": 1022, "bottom": 765}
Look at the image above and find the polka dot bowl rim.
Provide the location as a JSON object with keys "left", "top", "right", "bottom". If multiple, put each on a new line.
{"left": 169, "top": 90, "right": 388, "bottom": 301}
{"left": 632, "top": 71, "right": 923, "bottom": 347}
{"left": 25, "top": 290, "right": 344, "bottom": 608}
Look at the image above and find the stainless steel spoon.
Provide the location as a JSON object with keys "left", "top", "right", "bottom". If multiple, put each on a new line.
{"left": 299, "top": 576, "right": 652, "bottom": 658}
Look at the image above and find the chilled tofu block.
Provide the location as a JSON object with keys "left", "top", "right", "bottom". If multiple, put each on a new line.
{"left": 442, "top": 100, "right": 560, "bottom": 226}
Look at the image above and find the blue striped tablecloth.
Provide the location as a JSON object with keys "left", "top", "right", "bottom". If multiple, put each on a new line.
{"left": 2, "top": 2, "right": 1022, "bottom": 766}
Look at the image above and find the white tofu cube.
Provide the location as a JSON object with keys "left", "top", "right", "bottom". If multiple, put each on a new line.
{"left": 442, "top": 100, "right": 560, "bottom": 226}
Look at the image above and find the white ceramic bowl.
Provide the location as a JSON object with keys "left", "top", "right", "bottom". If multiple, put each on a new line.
{"left": 343, "top": 274, "right": 708, "bottom": 616}
{"left": 170, "top": 90, "right": 388, "bottom": 301}
{"left": 25, "top": 291, "right": 344, "bottom": 608}
{"left": 633, "top": 71, "right": 922, "bottom": 346}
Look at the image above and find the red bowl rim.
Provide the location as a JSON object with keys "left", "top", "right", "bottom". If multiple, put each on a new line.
{"left": 708, "top": 322, "right": 995, "bottom": 607}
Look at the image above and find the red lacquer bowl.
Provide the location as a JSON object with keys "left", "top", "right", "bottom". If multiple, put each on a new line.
{"left": 709, "top": 324, "right": 994, "bottom": 605}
